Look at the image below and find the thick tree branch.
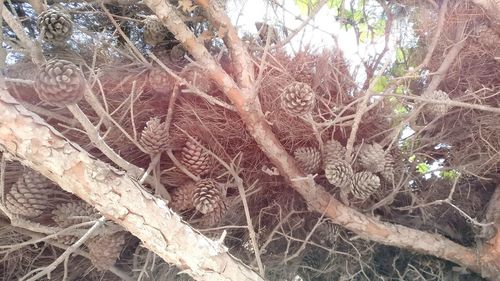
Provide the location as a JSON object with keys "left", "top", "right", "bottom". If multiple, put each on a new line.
{"left": 143, "top": 1, "right": 500, "bottom": 279}
{"left": 0, "top": 90, "right": 264, "bottom": 281}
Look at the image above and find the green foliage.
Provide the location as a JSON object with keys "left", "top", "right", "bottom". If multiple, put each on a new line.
{"left": 416, "top": 162, "right": 430, "bottom": 174}
{"left": 371, "top": 76, "right": 389, "bottom": 93}
{"left": 441, "top": 170, "right": 460, "bottom": 181}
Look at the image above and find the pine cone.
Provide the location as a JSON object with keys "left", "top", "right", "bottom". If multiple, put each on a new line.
{"left": 181, "top": 137, "right": 212, "bottom": 176}
{"left": 351, "top": 171, "right": 380, "bottom": 199}
{"left": 281, "top": 82, "right": 316, "bottom": 116}
{"left": 34, "top": 59, "right": 86, "bottom": 107}
{"left": 200, "top": 199, "right": 226, "bottom": 227}
{"left": 140, "top": 117, "right": 169, "bottom": 154}
{"left": 255, "top": 22, "right": 279, "bottom": 44}
{"left": 52, "top": 201, "right": 99, "bottom": 227}
{"left": 357, "top": 143, "right": 386, "bottom": 173}
{"left": 421, "top": 90, "right": 451, "bottom": 119}
{"left": 323, "top": 139, "right": 346, "bottom": 164}
{"left": 380, "top": 153, "right": 395, "bottom": 182}
{"left": 170, "top": 44, "right": 186, "bottom": 62}
{"left": 52, "top": 201, "right": 99, "bottom": 245}
{"left": 86, "top": 232, "right": 126, "bottom": 271}
{"left": 324, "top": 160, "right": 353, "bottom": 193}
{"left": 37, "top": 9, "right": 73, "bottom": 43}
{"left": 192, "top": 179, "right": 222, "bottom": 214}
{"left": 170, "top": 181, "right": 196, "bottom": 212}
{"left": 148, "top": 67, "right": 174, "bottom": 93}
{"left": 315, "top": 220, "right": 338, "bottom": 245}
{"left": 144, "top": 16, "right": 167, "bottom": 46}
{"left": 294, "top": 147, "right": 321, "bottom": 174}
{"left": 5, "top": 170, "right": 55, "bottom": 218}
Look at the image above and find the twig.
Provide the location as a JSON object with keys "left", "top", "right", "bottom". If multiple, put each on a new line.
{"left": 234, "top": 164, "right": 265, "bottom": 275}
{"left": 21, "top": 216, "right": 106, "bottom": 281}
{"left": 376, "top": 93, "right": 500, "bottom": 114}
{"left": 66, "top": 104, "right": 144, "bottom": 179}
{"left": 99, "top": 3, "right": 148, "bottom": 64}
{"left": 147, "top": 51, "right": 235, "bottom": 111}
{"left": 166, "top": 149, "right": 200, "bottom": 181}
{"left": 1, "top": 4, "right": 44, "bottom": 65}
{"left": 417, "top": 0, "right": 448, "bottom": 69}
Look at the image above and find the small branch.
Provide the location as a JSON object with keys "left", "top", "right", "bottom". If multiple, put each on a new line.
{"left": 376, "top": 93, "right": 500, "bottom": 114}
{"left": 21, "top": 216, "right": 106, "bottom": 281}
{"left": 418, "top": 0, "right": 448, "bottom": 69}
{"left": 66, "top": 104, "right": 144, "bottom": 179}
{"left": 100, "top": 3, "right": 148, "bottom": 64}
{"left": 1, "top": 4, "right": 44, "bottom": 65}
{"left": 147, "top": 51, "right": 235, "bottom": 111}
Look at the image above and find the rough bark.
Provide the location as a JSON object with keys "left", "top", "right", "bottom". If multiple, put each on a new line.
{"left": 143, "top": 0, "right": 500, "bottom": 278}
{"left": 0, "top": 91, "right": 264, "bottom": 281}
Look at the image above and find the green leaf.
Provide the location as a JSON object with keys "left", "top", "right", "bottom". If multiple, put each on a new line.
{"left": 371, "top": 76, "right": 389, "bottom": 93}
{"left": 396, "top": 48, "right": 405, "bottom": 63}
{"left": 416, "top": 162, "right": 430, "bottom": 174}
{"left": 441, "top": 170, "right": 460, "bottom": 181}
{"left": 394, "top": 104, "right": 409, "bottom": 114}
{"left": 408, "top": 154, "right": 416, "bottom": 163}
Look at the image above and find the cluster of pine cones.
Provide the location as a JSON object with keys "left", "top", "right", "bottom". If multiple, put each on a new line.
{"left": 4, "top": 168, "right": 126, "bottom": 271}
{"left": 139, "top": 117, "right": 226, "bottom": 226}
{"left": 294, "top": 139, "right": 395, "bottom": 201}
{"left": 169, "top": 137, "right": 227, "bottom": 227}
{"left": 34, "top": 9, "right": 86, "bottom": 107}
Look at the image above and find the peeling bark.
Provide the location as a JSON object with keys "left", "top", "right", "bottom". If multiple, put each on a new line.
{"left": 0, "top": 91, "right": 264, "bottom": 281}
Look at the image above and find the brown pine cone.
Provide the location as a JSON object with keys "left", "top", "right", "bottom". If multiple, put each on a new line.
{"left": 144, "top": 16, "right": 167, "bottom": 46}
{"left": 351, "top": 171, "right": 380, "bottom": 199}
{"left": 255, "top": 22, "right": 279, "bottom": 44}
{"left": 357, "top": 143, "right": 386, "bottom": 173}
{"left": 148, "top": 67, "right": 174, "bottom": 93}
{"left": 294, "top": 147, "right": 321, "bottom": 174}
{"left": 51, "top": 201, "right": 100, "bottom": 245}
{"left": 139, "top": 117, "right": 169, "bottom": 154}
{"left": 323, "top": 139, "right": 346, "bottom": 165}
{"left": 5, "top": 169, "right": 56, "bottom": 218}
{"left": 281, "top": 82, "right": 316, "bottom": 116}
{"left": 420, "top": 90, "right": 451, "bottom": 119}
{"left": 86, "top": 232, "right": 126, "bottom": 271}
{"left": 200, "top": 200, "right": 227, "bottom": 227}
{"left": 34, "top": 59, "right": 86, "bottom": 106}
{"left": 37, "top": 9, "right": 73, "bottom": 43}
{"left": 324, "top": 160, "right": 353, "bottom": 193}
{"left": 170, "top": 44, "right": 187, "bottom": 62}
{"left": 170, "top": 181, "right": 196, "bottom": 212}
{"left": 180, "top": 137, "right": 212, "bottom": 176}
{"left": 192, "top": 179, "right": 222, "bottom": 214}
{"left": 52, "top": 201, "right": 99, "bottom": 228}
{"left": 380, "top": 152, "right": 395, "bottom": 182}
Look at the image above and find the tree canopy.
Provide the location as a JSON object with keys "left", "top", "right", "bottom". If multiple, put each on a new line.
{"left": 0, "top": 0, "right": 499, "bottom": 280}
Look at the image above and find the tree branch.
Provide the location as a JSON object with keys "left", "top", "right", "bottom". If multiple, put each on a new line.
{"left": 142, "top": 1, "right": 500, "bottom": 278}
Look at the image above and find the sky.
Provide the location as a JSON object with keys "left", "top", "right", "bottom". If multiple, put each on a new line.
{"left": 225, "top": 0, "right": 398, "bottom": 85}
